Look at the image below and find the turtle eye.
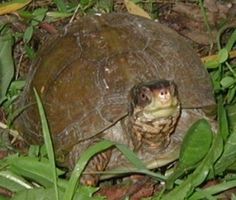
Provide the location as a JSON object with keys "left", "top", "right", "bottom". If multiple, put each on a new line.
{"left": 138, "top": 87, "right": 151, "bottom": 105}
{"left": 140, "top": 92, "right": 149, "bottom": 101}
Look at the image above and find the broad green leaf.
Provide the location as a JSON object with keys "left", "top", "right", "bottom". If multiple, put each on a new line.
{"left": 204, "top": 48, "right": 229, "bottom": 69}
{"left": 0, "top": 0, "right": 31, "bottom": 15}
{"left": 8, "top": 156, "right": 64, "bottom": 187}
{"left": 220, "top": 76, "right": 235, "bottom": 88}
{"left": 23, "top": 26, "right": 34, "bottom": 43}
{"left": 218, "top": 48, "right": 228, "bottom": 63}
{"left": 31, "top": 8, "right": 47, "bottom": 26}
{"left": 12, "top": 187, "right": 62, "bottom": 200}
{"left": 34, "top": 89, "right": 59, "bottom": 200}
{"left": 179, "top": 119, "right": 213, "bottom": 167}
{"left": 17, "top": 10, "right": 33, "bottom": 19}
{"left": 33, "top": 8, "right": 48, "bottom": 18}
{"left": 8, "top": 80, "right": 25, "bottom": 95}
{"left": 160, "top": 129, "right": 223, "bottom": 200}
{"left": 0, "top": 31, "right": 14, "bottom": 105}
{"left": 166, "top": 119, "right": 213, "bottom": 189}
{"left": 204, "top": 59, "right": 219, "bottom": 69}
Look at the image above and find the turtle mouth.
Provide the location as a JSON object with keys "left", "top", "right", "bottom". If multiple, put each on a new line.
{"left": 143, "top": 92, "right": 180, "bottom": 119}
{"left": 143, "top": 104, "right": 180, "bottom": 119}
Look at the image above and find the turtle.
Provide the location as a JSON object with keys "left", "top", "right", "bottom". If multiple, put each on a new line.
{"left": 14, "top": 13, "right": 216, "bottom": 185}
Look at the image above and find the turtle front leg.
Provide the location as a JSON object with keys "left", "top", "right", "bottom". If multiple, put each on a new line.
{"left": 68, "top": 140, "right": 112, "bottom": 186}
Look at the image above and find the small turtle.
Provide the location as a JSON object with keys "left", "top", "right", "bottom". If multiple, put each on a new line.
{"left": 15, "top": 13, "right": 215, "bottom": 185}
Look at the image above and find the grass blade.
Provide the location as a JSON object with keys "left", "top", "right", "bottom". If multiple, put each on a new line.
{"left": 190, "top": 180, "right": 236, "bottom": 200}
{"left": 34, "top": 88, "right": 59, "bottom": 200}
{"left": 0, "top": 170, "right": 33, "bottom": 192}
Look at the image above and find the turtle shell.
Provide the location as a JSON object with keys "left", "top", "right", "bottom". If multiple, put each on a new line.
{"left": 15, "top": 13, "right": 215, "bottom": 154}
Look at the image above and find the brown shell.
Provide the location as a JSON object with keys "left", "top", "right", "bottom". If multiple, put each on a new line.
{"left": 15, "top": 13, "right": 215, "bottom": 153}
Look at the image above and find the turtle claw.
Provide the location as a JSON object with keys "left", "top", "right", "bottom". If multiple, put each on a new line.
{"left": 81, "top": 175, "right": 100, "bottom": 186}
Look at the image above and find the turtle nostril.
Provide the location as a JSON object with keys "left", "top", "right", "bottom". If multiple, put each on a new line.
{"left": 158, "top": 89, "right": 171, "bottom": 103}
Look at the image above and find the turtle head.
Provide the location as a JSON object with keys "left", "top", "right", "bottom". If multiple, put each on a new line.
{"left": 130, "top": 80, "right": 180, "bottom": 119}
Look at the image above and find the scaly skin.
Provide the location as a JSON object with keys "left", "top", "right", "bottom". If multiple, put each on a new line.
{"left": 129, "top": 80, "right": 180, "bottom": 152}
